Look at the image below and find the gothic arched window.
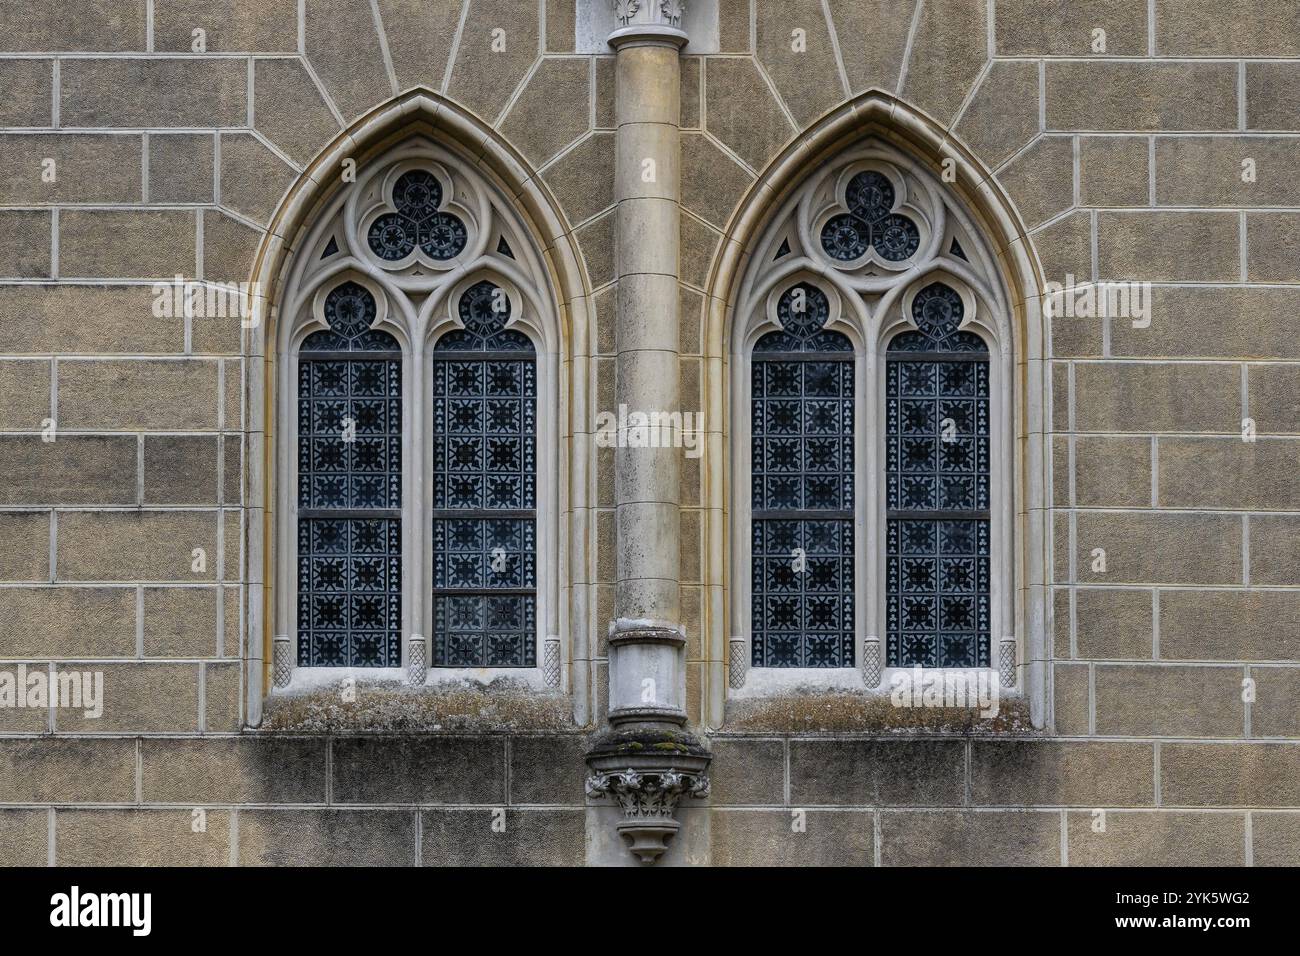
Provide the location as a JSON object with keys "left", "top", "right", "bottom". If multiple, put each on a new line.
{"left": 272, "top": 139, "right": 562, "bottom": 690}
{"left": 729, "top": 144, "right": 1012, "bottom": 692}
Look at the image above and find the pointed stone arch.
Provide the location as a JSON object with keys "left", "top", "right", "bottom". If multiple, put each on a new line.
{"left": 240, "top": 88, "right": 599, "bottom": 726}
{"left": 698, "top": 90, "right": 1052, "bottom": 729}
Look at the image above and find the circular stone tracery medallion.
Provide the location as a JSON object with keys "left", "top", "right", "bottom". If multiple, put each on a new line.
{"left": 366, "top": 169, "right": 468, "bottom": 263}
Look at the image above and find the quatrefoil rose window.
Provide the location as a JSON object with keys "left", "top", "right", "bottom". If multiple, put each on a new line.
{"left": 364, "top": 168, "right": 469, "bottom": 265}
{"left": 818, "top": 168, "right": 922, "bottom": 266}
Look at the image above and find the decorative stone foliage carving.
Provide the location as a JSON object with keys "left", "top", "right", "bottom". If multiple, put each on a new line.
{"left": 586, "top": 765, "right": 710, "bottom": 864}
{"left": 586, "top": 730, "right": 711, "bottom": 865}
{"left": 612, "top": 0, "right": 687, "bottom": 28}
{"left": 612, "top": 0, "right": 641, "bottom": 26}
{"left": 659, "top": 0, "right": 687, "bottom": 27}
{"left": 609, "top": 0, "right": 688, "bottom": 42}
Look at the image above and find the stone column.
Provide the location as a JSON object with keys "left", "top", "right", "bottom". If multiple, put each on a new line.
{"left": 586, "top": 0, "right": 709, "bottom": 866}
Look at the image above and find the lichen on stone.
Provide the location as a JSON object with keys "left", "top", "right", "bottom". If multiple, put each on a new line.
{"left": 587, "top": 727, "right": 710, "bottom": 758}
{"left": 722, "top": 692, "right": 1040, "bottom": 735}
{"left": 260, "top": 677, "right": 577, "bottom": 733}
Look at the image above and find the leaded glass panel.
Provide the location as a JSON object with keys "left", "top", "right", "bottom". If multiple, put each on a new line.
{"left": 886, "top": 282, "right": 990, "bottom": 668}
{"left": 297, "top": 281, "right": 402, "bottom": 667}
{"left": 432, "top": 280, "right": 537, "bottom": 667}
{"left": 751, "top": 283, "right": 855, "bottom": 667}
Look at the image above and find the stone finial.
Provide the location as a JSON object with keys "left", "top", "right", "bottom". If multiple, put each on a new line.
{"left": 1000, "top": 639, "right": 1017, "bottom": 688}
{"left": 272, "top": 636, "right": 293, "bottom": 688}
{"left": 728, "top": 637, "right": 747, "bottom": 689}
{"left": 586, "top": 766, "right": 710, "bottom": 864}
{"left": 862, "top": 637, "right": 882, "bottom": 688}
{"left": 407, "top": 636, "right": 426, "bottom": 686}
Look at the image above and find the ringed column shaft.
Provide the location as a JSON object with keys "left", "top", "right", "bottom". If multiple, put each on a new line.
{"left": 608, "top": 27, "right": 687, "bottom": 726}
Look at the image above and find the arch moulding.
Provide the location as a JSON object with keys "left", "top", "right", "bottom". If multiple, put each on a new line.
{"left": 698, "top": 90, "right": 1053, "bottom": 730}
{"left": 240, "top": 88, "right": 599, "bottom": 727}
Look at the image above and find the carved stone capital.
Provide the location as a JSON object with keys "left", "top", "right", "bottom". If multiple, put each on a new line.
{"left": 586, "top": 765, "right": 709, "bottom": 864}
{"left": 586, "top": 733, "right": 711, "bottom": 865}
{"left": 608, "top": 0, "right": 689, "bottom": 48}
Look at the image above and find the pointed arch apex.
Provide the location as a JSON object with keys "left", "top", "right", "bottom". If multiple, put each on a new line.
{"left": 705, "top": 88, "right": 1046, "bottom": 327}
{"left": 241, "top": 86, "right": 598, "bottom": 726}
{"left": 248, "top": 86, "right": 594, "bottom": 353}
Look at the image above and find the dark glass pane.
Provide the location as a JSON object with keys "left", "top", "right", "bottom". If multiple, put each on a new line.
{"left": 751, "top": 283, "right": 854, "bottom": 668}
{"left": 434, "top": 280, "right": 536, "bottom": 352}
{"left": 820, "top": 213, "right": 869, "bottom": 261}
{"left": 432, "top": 280, "right": 537, "bottom": 667}
{"left": 752, "top": 520, "right": 855, "bottom": 667}
{"left": 297, "top": 282, "right": 401, "bottom": 667}
{"left": 886, "top": 282, "right": 990, "bottom": 668}
{"left": 873, "top": 214, "right": 920, "bottom": 262}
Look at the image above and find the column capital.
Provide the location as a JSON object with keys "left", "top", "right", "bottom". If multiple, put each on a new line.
{"left": 607, "top": 0, "right": 689, "bottom": 49}
{"left": 585, "top": 731, "right": 711, "bottom": 865}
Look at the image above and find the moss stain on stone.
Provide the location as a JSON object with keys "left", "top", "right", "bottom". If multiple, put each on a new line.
{"left": 262, "top": 680, "right": 577, "bottom": 733}
{"left": 723, "top": 692, "right": 1039, "bottom": 735}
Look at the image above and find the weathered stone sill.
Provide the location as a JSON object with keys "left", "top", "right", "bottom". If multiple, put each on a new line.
{"left": 720, "top": 693, "right": 1040, "bottom": 735}
{"left": 261, "top": 678, "right": 578, "bottom": 733}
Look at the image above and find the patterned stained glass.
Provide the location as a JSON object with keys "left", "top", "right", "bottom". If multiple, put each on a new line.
{"left": 751, "top": 283, "right": 855, "bottom": 667}
{"left": 432, "top": 280, "right": 537, "bottom": 667}
{"left": 819, "top": 170, "right": 920, "bottom": 264}
{"left": 886, "top": 281, "right": 991, "bottom": 668}
{"left": 297, "top": 281, "right": 402, "bottom": 667}
{"left": 367, "top": 169, "right": 468, "bottom": 262}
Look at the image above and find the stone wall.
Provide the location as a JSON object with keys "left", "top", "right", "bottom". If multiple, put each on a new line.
{"left": 0, "top": 0, "right": 1298, "bottom": 866}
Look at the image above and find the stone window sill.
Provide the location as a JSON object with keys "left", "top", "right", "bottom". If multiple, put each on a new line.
{"left": 259, "top": 675, "right": 575, "bottom": 733}
{"left": 721, "top": 691, "right": 1038, "bottom": 736}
